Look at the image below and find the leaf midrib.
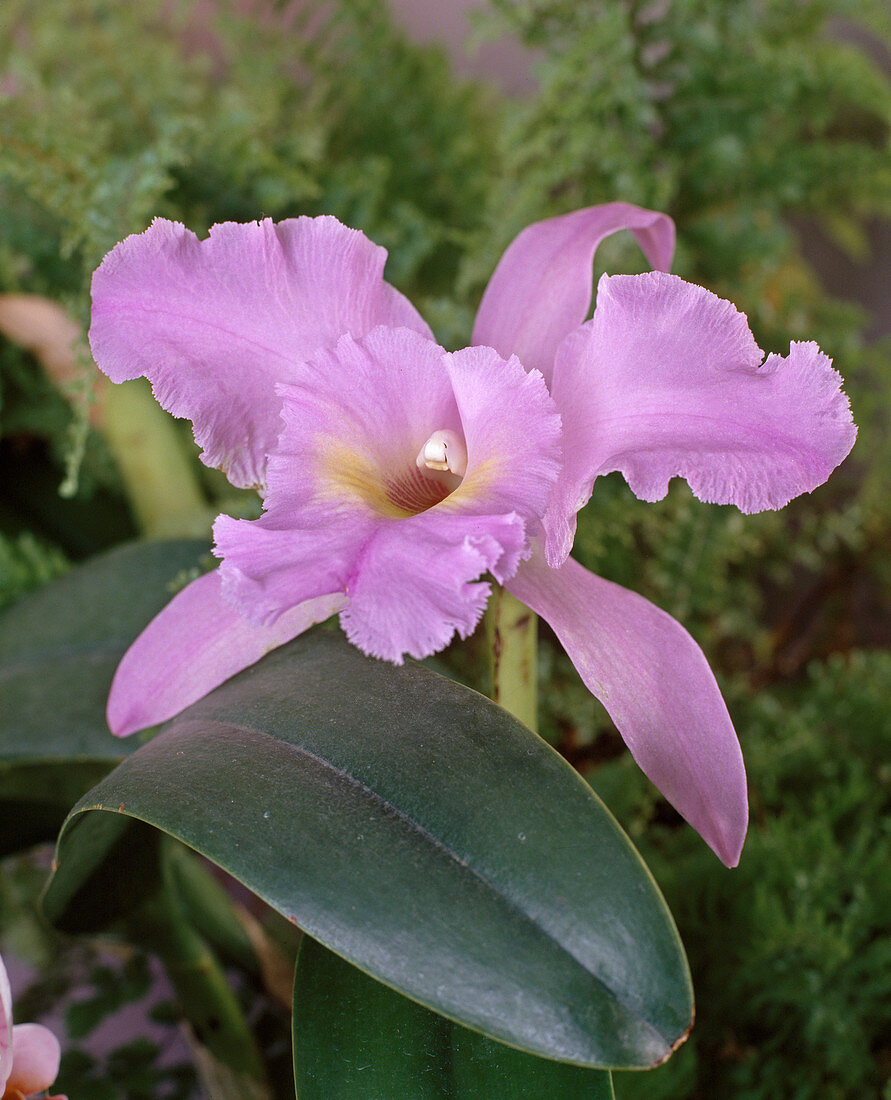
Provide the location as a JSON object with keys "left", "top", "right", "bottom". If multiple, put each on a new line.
{"left": 94, "top": 716, "right": 675, "bottom": 1055}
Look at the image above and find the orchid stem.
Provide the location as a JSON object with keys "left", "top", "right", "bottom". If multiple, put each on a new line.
{"left": 100, "top": 377, "right": 212, "bottom": 538}
{"left": 486, "top": 587, "right": 538, "bottom": 732}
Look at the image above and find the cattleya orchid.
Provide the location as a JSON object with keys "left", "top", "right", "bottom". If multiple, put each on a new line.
{"left": 90, "top": 202, "right": 855, "bottom": 868}
{"left": 0, "top": 955, "right": 64, "bottom": 1100}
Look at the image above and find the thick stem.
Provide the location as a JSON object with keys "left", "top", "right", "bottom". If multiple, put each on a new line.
{"left": 486, "top": 586, "right": 538, "bottom": 732}
{"left": 101, "top": 377, "right": 211, "bottom": 538}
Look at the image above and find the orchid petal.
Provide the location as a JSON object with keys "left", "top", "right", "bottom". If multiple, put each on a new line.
{"left": 472, "top": 202, "right": 675, "bottom": 384}
{"left": 442, "top": 343, "right": 563, "bottom": 529}
{"left": 107, "top": 570, "right": 345, "bottom": 737}
{"left": 216, "top": 328, "right": 562, "bottom": 662}
{"left": 213, "top": 327, "right": 456, "bottom": 624}
{"left": 508, "top": 549, "right": 748, "bottom": 866}
{"left": 340, "top": 510, "right": 525, "bottom": 661}
{"left": 339, "top": 342, "right": 562, "bottom": 662}
{"left": 339, "top": 342, "right": 562, "bottom": 661}
{"left": 0, "top": 957, "right": 12, "bottom": 1093}
{"left": 90, "top": 217, "right": 431, "bottom": 489}
{"left": 6, "top": 1024, "right": 61, "bottom": 1098}
{"left": 546, "top": 271, "right": 857, "bottom": 564}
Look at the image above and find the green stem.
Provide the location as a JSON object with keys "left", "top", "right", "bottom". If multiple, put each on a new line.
{"left": 101, "top": 377, "right": 211, "bottom": 538}
{"left": 486, "top": 586, "right": 538, "bottom": 732}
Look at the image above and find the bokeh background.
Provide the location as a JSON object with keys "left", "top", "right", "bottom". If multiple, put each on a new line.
{"left": 1, "top": 2, "right": 889, "bottom": 1097}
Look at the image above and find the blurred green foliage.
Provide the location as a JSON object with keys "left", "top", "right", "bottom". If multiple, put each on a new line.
{"left": 0, "top": 531, "right": 68, "bottom": 611}
{"left": 600, "top": 650, "right": 891, "bottom": 1100}
{"left": 1, "top": 0, "right": 890, "bottom": 1095}
{"left": 0, "top": 0, "right": 493, "bottom": 307}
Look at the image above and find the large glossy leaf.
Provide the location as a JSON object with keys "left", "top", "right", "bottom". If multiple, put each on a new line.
{"left": 294, "top": 935, "right": 616, "bottom": 1098}
{"left": 44, "top": 630, "right": 692, "bottom": 1068}
{"left": 0, "top": 539, "right": 210, "bottom": 853}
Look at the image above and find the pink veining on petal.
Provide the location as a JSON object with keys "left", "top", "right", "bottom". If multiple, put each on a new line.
{"left": 90, "top": 216, "right": 432, "bottom": 489}
{"left": 107, "top": 570, "right": 346, "bottom": 737}
{"left": 508, "top": 548, "right": 748, "bottom": 867}
{"left": 545, "top": 271, "right": 857, "bottom": 564}
{"left": 472, "top": 201, "right": 675, "bottom": 385}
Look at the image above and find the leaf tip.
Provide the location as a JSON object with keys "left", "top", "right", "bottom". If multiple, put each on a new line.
{"left": 650, "top": 1002, "right": 695, "bottom": 1068}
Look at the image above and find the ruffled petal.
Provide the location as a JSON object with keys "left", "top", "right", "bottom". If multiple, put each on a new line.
{"left": 508, "top": 550, "right": 748, "bottom": 867}
{"left": 546, "top": 271, "right": 857, "bottom": 563}
{"left": 213, "top": 327, "right": 456, "bottom": 622}
{"left": 442, "top": 343, "right": 562, "bottom": 525}
{"left": 6, "top": 1024, "right": 61, "bottom": 1097}
{"left": 107, "top": 570, "right": 345, "bottom": 737}
{"left": 340, "top": 509, "right": 526, "bottom": 662}
{"left": 90, "top": 216, "right": 431, "bottom": 489}
{"left": 472, "top": 202, "right": 675, "bottom": 385}
{"left": 0, "top": 956, "right": 12, "bottom": 1093}
{"left": 339, "top": 343, "right": 562, "bottom": 661}
{"left": 216, "top": 328, "right": 563, "bottom": 662}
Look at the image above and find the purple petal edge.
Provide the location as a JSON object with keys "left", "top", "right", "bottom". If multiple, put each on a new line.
{"left": 107, "top": 569, "right": 346, "bottom": 737}
{"left": 90, "top": 216, "right": 431, "bottom": 489}
{"left": 472, "top": 202, "right": 675, "bottom": 384}
{"left": 546, "top": 272, "right": 857, "bottom": 565}
{"left": 508, "top": 550, "right": 748, "bottom": 867}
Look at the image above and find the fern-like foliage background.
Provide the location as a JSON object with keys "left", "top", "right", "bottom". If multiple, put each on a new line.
{"left": 1, "top": 2, "right": 889, "bottom": 1096}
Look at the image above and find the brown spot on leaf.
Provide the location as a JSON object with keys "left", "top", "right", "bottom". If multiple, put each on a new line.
{"left": 651, "top": 1004, "right": 695, "bottom": 1067}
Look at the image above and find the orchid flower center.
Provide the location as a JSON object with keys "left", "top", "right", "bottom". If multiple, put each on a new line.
{"left": 324, "top": 427, "right": 470, "bottom": 520}
{"left": 416, "top": 430, "right": 468, "bottom": 478}
{"left": 368, "top": 428, "right": 467, "bottom": 518}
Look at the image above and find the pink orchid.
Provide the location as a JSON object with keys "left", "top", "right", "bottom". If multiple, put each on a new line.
{"left": 89, "top": 203, "right": 855, "bottom": 867}
{"left": 0, "top": 955, "right": 65, "bottom": 1100}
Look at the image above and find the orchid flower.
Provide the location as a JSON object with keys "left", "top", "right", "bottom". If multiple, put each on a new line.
{"left": 0, "top": 955, "right": 65, "bottom": 1100}
{"left": 89, "top": 203, "right": 855, "bottom": 867}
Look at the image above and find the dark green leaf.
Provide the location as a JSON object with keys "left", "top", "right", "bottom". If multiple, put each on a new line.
{"left": 0, "top": 539, "right": 210, "bottom": 853}
{"left": 0, "top": 761, "right": 113, "bottom": 857}
{"left": 44, "top": 631, "right": 692, "bottom": 1068}
{"left": 294, "top": 935, "right": 616, "bottom": 1099}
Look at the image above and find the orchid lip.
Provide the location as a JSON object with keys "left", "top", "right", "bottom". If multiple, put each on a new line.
{"left": 383, "top": 462, "right": 455, "bottom": 516}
